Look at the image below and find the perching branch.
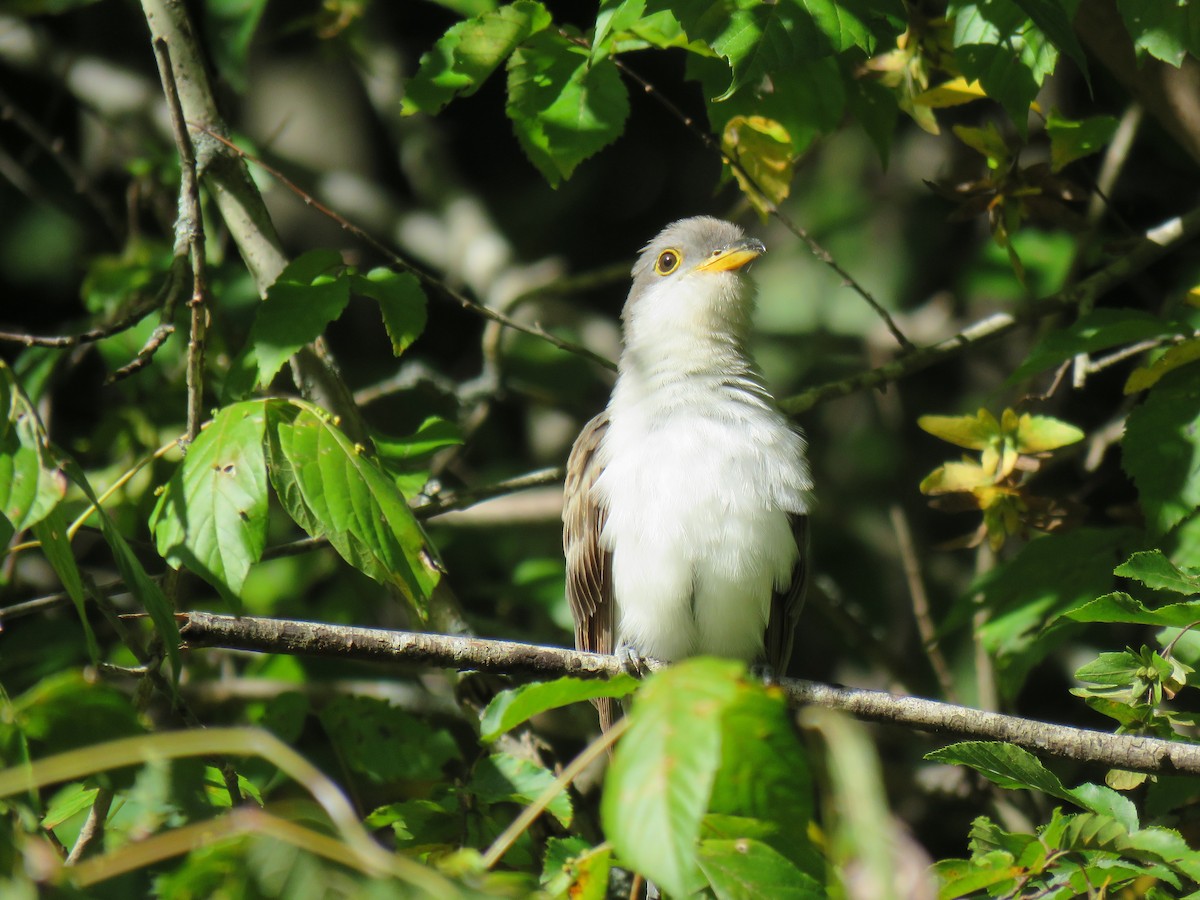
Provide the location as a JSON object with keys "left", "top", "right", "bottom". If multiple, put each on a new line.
{"left": 180, "top": 611, "right": 1200, "bottom": 777}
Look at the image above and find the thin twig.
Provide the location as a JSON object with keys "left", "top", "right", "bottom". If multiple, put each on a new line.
{"left": 64, "top": 787, "right": 113, "bottom": 865}
{"left": 153, "top": 38, "right": 208, "bottom": 439}
{"left": 0, "top": 299, "right": 159, "bottom": 348}
{"left": 605, "top": 52, "right": 914, "bottom": 352}
{"left": 890, "top": 505, "right": 957, "bottom": 703}
{"left": 781, "top": 203, "right": 1200, "bottom": 416}
{"left": 191, "top": 126, "right": 616, "bottom": 372}
{"left": 178, "top": 611, "right": 1200, "bottom": 777}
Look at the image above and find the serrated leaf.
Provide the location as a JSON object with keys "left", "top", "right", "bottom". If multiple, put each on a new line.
{"left": 913, "top": 76, "right": 987, "bottom": 108}
{"left": 480, "top": 674, "right": 638, "bottom": 742}
{"left": 470, "top": 753, "right": 572, "bottom": 826}
{"left": 927, "top": 741, "right": 1074, "bottom": 800}
{"left": 505, "top": 31, "right": 630, "bottom": 187}
{"left": 251, "top": 250, "right": 349, "bottom": 388}
{"left": 401, "top": 0, "right": 553, "bottom": 115}
{"left": 264, "top": 400, "right": 441, "bottom": 612}
{"left": 1116, "top": 0, "right": 1200, "bottom": 67}
{"left": 722, "top": 115, "right": 795, "bottom": 216}
{"left": 350, "top": 269, "right": 427, "bottom": 356}
{"left": 1046, "top": 112, "right": 1119, "bottom": 172}
{"left": 1063, "top": 592, "right": 1200, "bottom": 630}
{"left": 950, "top": 0, "right": 1057, "bottom": 135}
{"left": 933, "top": 852, "right": 1022, "bottom": 898}
{"left": 1009, "top": 0, "right": 1088, "bottom": 78}
{"left": 1012, "top": 308, "right": 1183, "bottom": 382}
{"left": 1123, "top": 366, "right": 1200, "bottom": 537}
{"left": 697, "top": 838, "right": 823, "bottom": 900}
{"left": 601, "top": 658, "right": 745, "bottom": 898}
{"left": 1116, "top": 550, "right": 1200, "bottom": 595}
{"left": 150, "top": 402, "right": 268, "bottom": 603}
{"left": 1125, "top": 337, "right": 1200, "bottom": 394}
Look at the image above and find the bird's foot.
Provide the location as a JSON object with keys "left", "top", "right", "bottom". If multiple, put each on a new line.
{"left": 750, "top": 661, "right": 781, "bottom": 686}
{"left": 615, "top": 642, "right": 651, "bottom": 677}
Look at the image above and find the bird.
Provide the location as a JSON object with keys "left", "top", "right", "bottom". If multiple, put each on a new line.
{"left": 563, "top": 216, "right": 813, "bottom": 729}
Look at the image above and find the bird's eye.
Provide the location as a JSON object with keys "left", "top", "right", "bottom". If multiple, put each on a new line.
{"left": 655, "top": 249, "right": 681, "bottom": 275}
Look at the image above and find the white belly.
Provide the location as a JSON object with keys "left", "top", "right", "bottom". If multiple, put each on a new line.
{"left": 594, "top": 397, "right": 811, "bottom": 662}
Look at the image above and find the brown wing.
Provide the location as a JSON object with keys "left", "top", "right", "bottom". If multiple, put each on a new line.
{"left": 764, "top": 514, "right": 810, "bottom": 676}
{"left": 562, "top": 412, "right": 617, "bottom": 728}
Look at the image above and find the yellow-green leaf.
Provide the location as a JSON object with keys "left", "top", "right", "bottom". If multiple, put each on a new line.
{"left": 920, "top": 460, "right": 991, "bottom": 495}
{"left": 1124, "top": 338, "right": 1200, "bottom": 394}
{"left": 913, "top": 76, "right": 987, "bottom": 108}
{"left": 918, "top": 409, "right": 1000, "bottom": 450}
{"left": 1014, "top": 414, "right": 1084, "bottom": 453}
{"left": 722, "top": 115, "right": 795, "bottom": 219}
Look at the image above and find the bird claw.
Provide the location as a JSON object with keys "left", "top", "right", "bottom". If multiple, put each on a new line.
{"left": 616, "top": 643, "right": 651, "bottom": 677}
{"left": 750, "top": 661, "right": 780, "bottom": 685}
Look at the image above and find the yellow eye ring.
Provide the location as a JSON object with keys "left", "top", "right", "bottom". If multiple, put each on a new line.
{"left": 655, "top": 249, "right": 681, "bottom": 275}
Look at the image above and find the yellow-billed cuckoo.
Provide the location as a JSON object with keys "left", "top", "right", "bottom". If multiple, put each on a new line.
{"left": 563, "top": 216, "right": 813, "bottom": 728}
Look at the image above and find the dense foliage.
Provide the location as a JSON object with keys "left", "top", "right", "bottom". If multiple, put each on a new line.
{"left": 3, "top": 0, "right": 1200, "bottom": 896}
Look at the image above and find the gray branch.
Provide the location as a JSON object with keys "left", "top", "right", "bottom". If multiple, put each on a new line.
{"left": 180, "top": 611, "right": 1200, "bottom": 777}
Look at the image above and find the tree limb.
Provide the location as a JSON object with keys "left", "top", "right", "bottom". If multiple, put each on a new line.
{"left": 179, "top": 611, "right": 1200, "bottom": 777}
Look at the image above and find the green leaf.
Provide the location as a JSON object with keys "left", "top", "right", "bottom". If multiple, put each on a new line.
{"left": 1009, "top": 0, "right": 1088, "bottom": 78}
{"left": 601, "top": 658, "right": 744, "bottom": 898}
{"left": 401, "top": 1, "right": 553, "bottom": 116}
{"left": 950, "top": 0, "right": 1057, "bottom": 135}
{"left": 318, "top": 695, "right": 459, "bottom": 783}
{"left": 1011, "top": 309, "right": 1182, "bottom": 382}
{"left": 32, "top": 506, "right": 100, "bottom": 665}
{"left": 1116, "top": 0, "right": 1200, "bottom": 67}
{"left": 150, "top": 401, "right": 269, "bottom": 603}
{"left": 505, "top": 31, "right": 630, "bottom": 186}
{"left": 973, "top": 528, "right": 1129, "bottom": 697}
{"left": 722, "top": 115, "right": 796, "bottom": 216}
{"left": 42, "top": 783, "right": 100, "bottom": 830}
{"left": 1013, "top": 414, "right": 1083, "bottom": 453}
{"left": 933, "top": 851, "right": 1022, "bottom": 899}
{"left": 696, "top": 838, "right": 823, "bottom": 900}
{"left": 469, "top": 753, "right": 572, "bottom": 826}
{"left": 1046, "top": 112, "right": 1119, "bottom": 171}
{"left": 1116, "top": 550, "right": 1200, "bottom": 595}
{"left": 264, "top": 400, "right": 442, "bottom": 613}
{"left": 1123, "top": 365, "right": 1200, "bottom": 537}
{"left": 919, "top": 409, "right": 999, "bottom": 450}
{"left": 480, "top": 674, "right": 638, "bottom": 742}
{"left": 541, "top": 837, "right": 611, "bottom": 900}
{"left": 350, "top": 269, "right": 427, "bottom": 356}
{"left": 63, "top": 457, "right": 182, "bottom": 682}
{"left": 251, "top": 250, "right": 349, "bottom": 388}
{"left": 926, "top": 741, "right": 1138, "bottom": 828}
{"left": 1064, "top": 592, "right": 1200, "bottom": 630}
{"left": 0, "top": 361, "right": 67, "bottom": 542}
{"left": 373, "top": 417, "right": 464, "bottom": 463}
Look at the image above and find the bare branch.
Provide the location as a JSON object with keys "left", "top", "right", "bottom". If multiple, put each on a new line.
{"left": 781, "top": 203, "right": 1200, "bottom": 416}
{"left": 180, "top": 611, "right": 1200, "bottom": 777}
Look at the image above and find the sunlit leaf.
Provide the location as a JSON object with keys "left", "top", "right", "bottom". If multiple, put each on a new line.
{"left": 506, "top": 30, "right": 630, "bottom": 186}
{"left": 150, "top": 400, "right": 269, "bottom": 603}
{"left": 480, "top": 675, "right": 638, "bottom": 742}
{"left": 1046, "top": 112, "right": 1119, "bottom": 172}
{"left": 913, "top": 76, "right": 987, "bottom": 108}
{"left": 1116, "top": 550, "right": 1200, "bottom": 595}
{"left": 918, "top": 409, "right": 1000, "bottom": 450}
{"left": 350, "top": 269, "right": 427, "bottom": 356}
{"left": 1125, "top": 338, "right": 1200, "bottom": 394}
{"left": 722, "top": 115, "right": 795, "bottom": 217}
{"left": 265, "top": 400, "right": 442, "bottom": 612}
{"left": 401, "top": 0, "right": 553, "bottom": 115}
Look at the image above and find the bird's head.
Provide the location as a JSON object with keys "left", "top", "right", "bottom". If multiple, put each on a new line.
{"left": 621, "top": 217, "right": 766, "bottom": 363}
